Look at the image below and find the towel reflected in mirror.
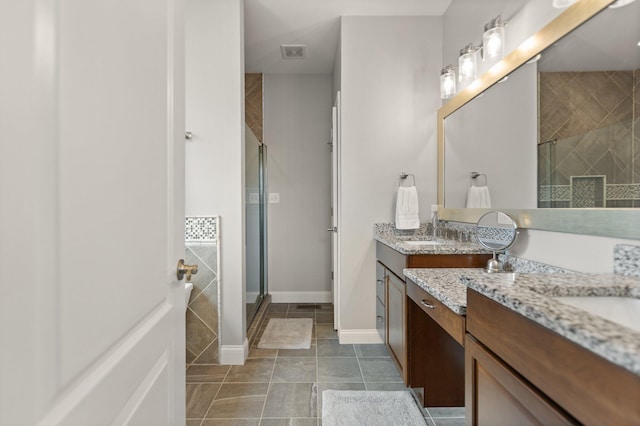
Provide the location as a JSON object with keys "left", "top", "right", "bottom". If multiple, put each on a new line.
{"left": 467, "top": 186, "right": 491, "bottom": 208}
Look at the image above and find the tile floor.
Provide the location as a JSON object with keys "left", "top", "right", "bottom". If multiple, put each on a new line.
{"left": 186, "top": 303, "right": 464, "bottom": 426}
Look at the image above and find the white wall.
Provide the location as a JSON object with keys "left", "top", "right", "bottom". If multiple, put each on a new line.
{"left": 511, "top": 230, "right": 638, "bottom": 273}
{"left": 264, "top": 74, "right": 333, "bottom": 302}
{"left": 443, "top": 0, "right": 640, "bottom": 271}
{"left": 338, "top": 16, "right": 443, "bottom": 338}
{"left": 186, "top": 0, "right": 247, "bottom": 363}
{"left": 333, "top": 33, "right": 342, "bottom": 101}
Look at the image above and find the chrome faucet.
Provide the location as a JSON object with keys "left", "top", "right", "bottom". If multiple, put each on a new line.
{"left": 432, "top": 210, "right": 439, "bottom": 238}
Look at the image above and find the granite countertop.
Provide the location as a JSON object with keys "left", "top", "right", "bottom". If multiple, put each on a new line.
{"left": 405, "top": 267, "right": 640, "bottom": 377}
{"left": 403, "top": 268, "right": 475, "bottom": 315}
{"left": 374, "top": 231, "right": 491, "bottom": 255}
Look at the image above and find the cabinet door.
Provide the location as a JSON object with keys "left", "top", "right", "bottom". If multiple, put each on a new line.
{"left": 465, "top": 335, "right": 577, "bottom": 426}
{"left": 387, "top": 272, "right": 406, "bottom": 382}
{"left": 376, "top": 261, "right": 386, "bottom": 304}
{"left": 376, "top": 298, "right": 386, "bottom": 342}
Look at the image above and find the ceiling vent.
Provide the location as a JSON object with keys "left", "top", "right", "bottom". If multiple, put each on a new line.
{"left": 280, "top": 44, "right": 307, "bottom": 60}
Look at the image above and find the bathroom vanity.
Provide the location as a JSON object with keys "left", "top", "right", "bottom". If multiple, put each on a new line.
{"left": 405, "top": 265, "right": 640, "bottom": 424}
{"left": 374, "top": 226, "right": 490, "bottom": 386}
{"left": 464, "top": 271, "right": 640, "bottom": 425}
{"left": 403, "top": 268, "right": 475, "bottom": 408}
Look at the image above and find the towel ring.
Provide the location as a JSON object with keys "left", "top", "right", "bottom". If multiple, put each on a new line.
{"left": 470, "top": 172, "right": 488, "bottom": 187}
{"left": 399, "top": 172, "right": 416, "bottom": 187}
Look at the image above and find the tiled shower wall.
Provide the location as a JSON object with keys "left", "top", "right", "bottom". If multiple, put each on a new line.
{"left": 538, "top": 70, "right": 639, "bottom": 207}
{"left": 185, "top": 217, "right": 219, "bottom": 365}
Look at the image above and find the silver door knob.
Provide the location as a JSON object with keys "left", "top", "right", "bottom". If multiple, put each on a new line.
{"left": 177, "top": 259, "right": 198, "bottom": 281}
{"left": 327, "top": 227, "right": 337, "bottom": 232}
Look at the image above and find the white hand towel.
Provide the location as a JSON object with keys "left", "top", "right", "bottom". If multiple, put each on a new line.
{"left": 395, "top": 186, "right": 420, "bottom": 230}
{"left": 466, "top": 186, "right": 492, "bottom": 208}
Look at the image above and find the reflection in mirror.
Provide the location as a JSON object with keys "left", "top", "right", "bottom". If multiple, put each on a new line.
{"left": 443, "top": 1, "right": 640, "bottom": 210}
{"left": 537, "top": 1, "right": 640, "bottom": 208}
{"left": 476, "top": 211, "right": 518, "bottom": 251}
{"left": 444, "top": 63, "right": 537, "bottom": 209}
{"left": 476, "top": 211, "right": 518, "bottom": 273}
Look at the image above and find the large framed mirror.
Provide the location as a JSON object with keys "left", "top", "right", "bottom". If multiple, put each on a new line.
{"left": 437, "top": 0, "right": 640, "bottom": 239}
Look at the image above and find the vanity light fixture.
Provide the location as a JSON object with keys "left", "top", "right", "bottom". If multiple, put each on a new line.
{"left": 483, "top": 16, "right": 506, "bottom": 62}
{"left": 458, "top": 44, "right": 479, "bottom": 89}
{"left": 440, "top": 65, "right": 457, "bottom": 99}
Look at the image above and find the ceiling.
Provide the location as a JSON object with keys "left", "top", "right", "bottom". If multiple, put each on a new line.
{"left": 244, "top": 0, "right": 453, "bottom": 74}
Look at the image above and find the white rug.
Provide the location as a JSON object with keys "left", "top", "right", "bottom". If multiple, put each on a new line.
{"left": 257, "top": 318, "right": 313, "bottom": 349}
{"left": 322, "top": 390, "right": 426, "bottom": 426}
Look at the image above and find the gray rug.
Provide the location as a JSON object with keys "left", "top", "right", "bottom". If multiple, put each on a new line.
{"left": 257, "top": 318, "right": 313, "bottom": 349}
{"left": 322, "top": 390, "right": 426, "bottom": 426}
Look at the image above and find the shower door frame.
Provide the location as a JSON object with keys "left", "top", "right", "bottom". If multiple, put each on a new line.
{"left": 246, "top": 143, "right": 267, "bottom": 328}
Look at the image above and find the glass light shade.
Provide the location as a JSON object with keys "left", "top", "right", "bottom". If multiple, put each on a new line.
{"left": 483, "top": 17, "right": 505, "bottom": 62}
{"left": 440, "top": 66, "right": 456, "bottom": 99}
{"left": 458, "top": 45, "right": 478, "bottom": 89}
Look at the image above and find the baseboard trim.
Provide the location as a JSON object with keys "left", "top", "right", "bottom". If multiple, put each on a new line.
{"left": 269, "top": 291, "right": 331, "bottom": 304}
{"left": 218, "top": 339, "right": 249, "bottom": 365}
{"left": 338, "top": 329, "right": 383, "bottom": 344}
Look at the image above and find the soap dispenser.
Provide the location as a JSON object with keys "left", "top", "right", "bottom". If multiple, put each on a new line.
{"left": 431, "top": 205, "right": 439, "bottom": 237}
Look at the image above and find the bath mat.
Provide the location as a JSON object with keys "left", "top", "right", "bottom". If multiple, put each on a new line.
{"left": 257, "top": 318, "right": 313, "bottom": 349}
{"left": 322, "top": 390, "right": 426, "bottom": 426}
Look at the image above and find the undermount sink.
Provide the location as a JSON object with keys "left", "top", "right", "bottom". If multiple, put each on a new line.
{"left": 554, "top": 296, "right": 640, "bottom": 333}
{"left": 402, "top": 240, "right": 445, "bottom": 246}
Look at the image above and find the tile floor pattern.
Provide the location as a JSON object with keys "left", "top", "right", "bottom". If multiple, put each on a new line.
{"left": 186, "top": 303, "right": 464, "bottom": 426}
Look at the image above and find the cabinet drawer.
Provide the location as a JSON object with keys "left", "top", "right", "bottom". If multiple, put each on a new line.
{"left": 407, "top": 279, "right": 465, "bottom": 346}
{"left": 376, "top": 261, "right": 386, "bottom": 303}
{"left": 376, "top": 298, "right": 386, "bottom": 342}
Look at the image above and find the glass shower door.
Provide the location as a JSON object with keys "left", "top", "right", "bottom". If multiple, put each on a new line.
{"left": 245, "top": 128, "right": 267, "bottom": 327}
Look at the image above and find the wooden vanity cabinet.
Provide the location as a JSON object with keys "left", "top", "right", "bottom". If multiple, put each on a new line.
{"left": 375, "top": 241, "right": 490, "bottom": 386}
{"left": 375, "top": 262, "right": 386, "bottom": 343}
{"left": 466, "top": 289, "right": 640, "bottom": 425}
{"left": 465, "top": 335, "right": 576, "bottom": 426}
{"left": 407, "top": 278, "right": 465, "bottom": 407}
{"left": 386, "top": 271, "right": 406, "bottom": 380}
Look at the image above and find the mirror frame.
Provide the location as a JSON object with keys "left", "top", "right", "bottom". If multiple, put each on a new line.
{"left": 437, "top": 0, "right": 640, "bottom": 240}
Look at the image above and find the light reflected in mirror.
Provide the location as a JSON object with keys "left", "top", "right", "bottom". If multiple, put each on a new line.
{"left": 444, "top": 0, "right": 640, "bottom": 210}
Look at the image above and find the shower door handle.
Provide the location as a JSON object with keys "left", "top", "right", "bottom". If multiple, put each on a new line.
{"left": 176, "top": 259, "right": 198, "bottom": 281}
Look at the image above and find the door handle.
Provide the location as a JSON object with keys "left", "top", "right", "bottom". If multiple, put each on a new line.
{"left": 327, "top": 227, "right": 337, "bottom": 232}
{"left": 177, "top": 259, "right": 198, "bottom": 281}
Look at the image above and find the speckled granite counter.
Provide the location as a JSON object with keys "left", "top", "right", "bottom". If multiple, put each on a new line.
{"left": 463, "top": 271, "right": 640, "bottom": 376}
{"left": 374, "top": 224, "right": 491, "bottom": 255}
{"left": 403, "top": 268, "right": 473, "bottom": 315}
{"left": 405, "top": 267, "right": 640, "bottom": 377}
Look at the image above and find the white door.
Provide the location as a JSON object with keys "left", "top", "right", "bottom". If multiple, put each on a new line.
{"left": 0, "top": 1, "right": 186, "bottom": 425}
{"left": 330, "top": 93, "right": 341, "bottom": 330}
